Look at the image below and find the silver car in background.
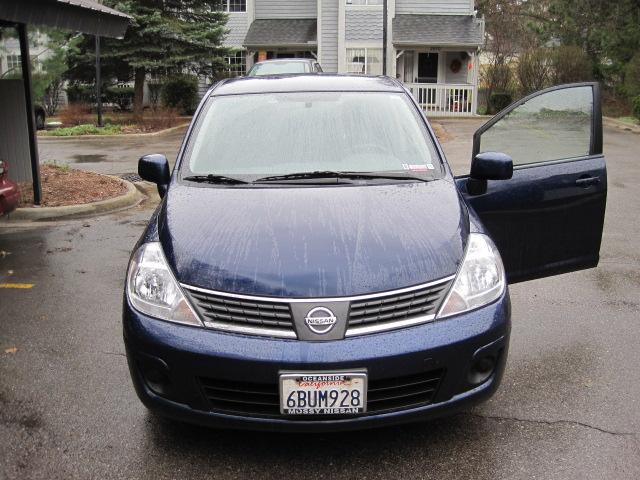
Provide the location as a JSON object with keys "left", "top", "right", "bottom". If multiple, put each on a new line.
{"left": 247, "top": 58, "right": 323, "bottom": 76}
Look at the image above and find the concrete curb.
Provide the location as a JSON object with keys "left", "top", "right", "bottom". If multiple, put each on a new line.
{"left": 37, "top": 122, "right": 190, "bottom": 141}
{"left": 133, "top": 181, "right": 161, "bottom": 203}
{"left": 7, "top": 177, "right": 144, "bottom": 222}
{"left": 603, "top": 117, "right": 640, "bottom": 134}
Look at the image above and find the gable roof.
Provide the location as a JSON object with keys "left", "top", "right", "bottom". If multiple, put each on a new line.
{"left": 393, "top": 15, "right": 484, "bottom": 47}
{"left": 0, "top": 0, "right": 131, "bottom": 38}
{"left": 243, "top": 19, "right": 317, "bottom": 49}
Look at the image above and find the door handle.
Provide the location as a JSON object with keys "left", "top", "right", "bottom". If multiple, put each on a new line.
{"left": 575, "top": 176, "right": 601, "bottom": 187}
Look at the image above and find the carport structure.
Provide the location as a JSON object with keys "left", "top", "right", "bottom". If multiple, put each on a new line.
{"left": 0, "top": 0, "right": 130, "bottom": 204}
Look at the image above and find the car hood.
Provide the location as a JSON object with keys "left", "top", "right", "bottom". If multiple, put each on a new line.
{"left": 159, "top": 180, "right": 468, "bottom": 298}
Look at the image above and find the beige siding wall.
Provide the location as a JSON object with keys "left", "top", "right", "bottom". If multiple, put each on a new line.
{"left": 256, "top": 0, "right": 317, "bottom": 18}
{"left": 224, "top": 13, "right": 250, "bottom": 48}
{"left": 320, "top": 0, "right": 339, "bottom": 71}
{"left": 345, "top": 8, "right": 383, "bottom": 41}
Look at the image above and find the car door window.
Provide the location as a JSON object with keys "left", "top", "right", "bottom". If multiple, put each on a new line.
{"left": 479, "top": 86, "right": 594, "bottom": 166}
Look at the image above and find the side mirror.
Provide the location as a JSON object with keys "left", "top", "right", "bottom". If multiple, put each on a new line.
{"left": 467, "top": 152, "right": 513, "bottom": 195}
{"left": 139, "top": 154, "right": 170, "bottom": 198}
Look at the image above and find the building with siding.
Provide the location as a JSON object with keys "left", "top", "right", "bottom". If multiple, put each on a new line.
{"left": 221, "top": 0, "right": 484, "bottom": 115}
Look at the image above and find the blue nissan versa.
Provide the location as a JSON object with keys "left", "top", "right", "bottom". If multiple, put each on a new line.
{"left": 124, "top": 76, "right": 607, "bottom": 431}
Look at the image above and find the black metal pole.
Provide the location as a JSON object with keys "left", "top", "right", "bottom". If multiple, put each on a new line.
{"left": 95, "top": 35, "right": 103, "bottom": 127}
{"left": 382, "top": 0, "right": 388, "bottom": 75}
{"left": 17, "top": 23, "right": 42, "bottom": 205}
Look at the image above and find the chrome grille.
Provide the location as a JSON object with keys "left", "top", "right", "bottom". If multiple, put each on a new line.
{"left": 184, "top": 289, "right": 296, "bottom": 338}
{"left": 346, "top": 278, "right": 453, "bottom": 335}
{"left": 182, "top": 275, "right": 454, "bottom": 339}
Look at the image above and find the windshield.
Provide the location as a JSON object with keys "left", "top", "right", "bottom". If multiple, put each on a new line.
{"left": 183, "top": 91, "right": 442, "bottom": 180}
{"left": 248, "top": 61, "right": 309, "bottom": 76}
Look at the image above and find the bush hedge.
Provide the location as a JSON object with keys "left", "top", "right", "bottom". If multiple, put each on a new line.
{"left": 161, "top": 75, "right": 199, "bottom": 114}
{"left": 632, "top": 96, "right": 640, "bottom": 121}
{"left": 489, "top": 92, "right": 513, "bottom": 114}
{"left": 105, "top": 86, "right": 134, "bottom": 111}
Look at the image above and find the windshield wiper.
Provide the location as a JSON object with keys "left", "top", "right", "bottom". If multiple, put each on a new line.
{"left": 253, "top": 170, "right": 428, "bottom": 183}
{"left": 183, "top": 174, "right": 248, "bottom": 185}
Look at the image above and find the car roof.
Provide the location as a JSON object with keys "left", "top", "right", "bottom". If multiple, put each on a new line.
{"left": 211, "top": 75, "right": 405, "bottom": 96}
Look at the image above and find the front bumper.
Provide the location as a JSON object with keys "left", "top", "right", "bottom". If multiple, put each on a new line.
{"left": 123, "top": 292, "right": 511, "bottom": 432}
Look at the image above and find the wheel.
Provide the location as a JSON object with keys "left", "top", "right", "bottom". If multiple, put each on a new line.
{"left": 35, "top": 112, "right": 45, "bottom": 130}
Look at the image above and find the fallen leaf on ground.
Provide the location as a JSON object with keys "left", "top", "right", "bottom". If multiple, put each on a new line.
{"left": 4, "top": 347, "right": 18, "bottom": 354}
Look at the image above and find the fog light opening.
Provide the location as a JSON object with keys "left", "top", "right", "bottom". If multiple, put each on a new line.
{"left": 468, "top": 355, "right": 496, "bottom": 385}
{"left": 138, "top": 358, "right": 171, "bottom": 396}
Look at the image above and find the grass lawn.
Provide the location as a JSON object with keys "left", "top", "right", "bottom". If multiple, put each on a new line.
{"left": 40, "top": 124, "right": 126, "bottom": 136}
{"left": 615, "top": 116, "right": 640, "bottom": 126}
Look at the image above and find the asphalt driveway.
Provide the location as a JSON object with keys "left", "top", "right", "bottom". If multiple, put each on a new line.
{"left": 1, "top": 121, "right": 639, "bottom": 479}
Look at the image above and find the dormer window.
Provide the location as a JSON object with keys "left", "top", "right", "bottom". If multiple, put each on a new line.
{"left": 215, "top": 0, "right": 246, "bottom": 12}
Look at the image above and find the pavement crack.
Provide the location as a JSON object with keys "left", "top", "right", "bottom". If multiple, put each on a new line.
{"left": 101, "top": 351, "right": 126, "bottom": 357}
{"left": 462, "top": 412, "right": 638, "bottom": 437}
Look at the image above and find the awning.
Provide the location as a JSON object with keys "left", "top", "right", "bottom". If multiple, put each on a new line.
{"left": 393, "top": 14, "right": 483, "bottom": 48}
{"left": 0, "top": 0, "right": 131, "bottom": 38}
{"left": 243, "top": 19, "right": 317, "bottom": 49}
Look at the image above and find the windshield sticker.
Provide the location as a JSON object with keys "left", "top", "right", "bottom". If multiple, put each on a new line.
{"left": 402, "top": 164, "right": 435, "bottom": 172}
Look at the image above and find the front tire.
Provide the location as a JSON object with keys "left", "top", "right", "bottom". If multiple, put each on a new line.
{"left": 35, "top": 112, "right": 45, "bottom": 130}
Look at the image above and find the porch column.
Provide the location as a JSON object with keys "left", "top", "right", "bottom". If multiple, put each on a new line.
{"left": 471, "top": 50, "right": 479, "bottom": 115}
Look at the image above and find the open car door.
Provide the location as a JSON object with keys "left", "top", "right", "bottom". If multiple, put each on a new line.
{"left": 456, "top": 83, "right": 607, "bottom": 284}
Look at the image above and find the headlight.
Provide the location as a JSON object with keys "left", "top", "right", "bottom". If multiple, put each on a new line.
{"left": 437, "top": 233, "right": 505, "bottom": 318}
{"left": 126, "top": 242, "right": 202, "bottom": 326}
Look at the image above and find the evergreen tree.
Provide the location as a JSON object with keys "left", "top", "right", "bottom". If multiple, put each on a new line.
{"left": 67, "top": 0, "right": 228, "bottom": 115}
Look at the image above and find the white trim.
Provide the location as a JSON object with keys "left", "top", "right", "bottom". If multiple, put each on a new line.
{"left": 338, "top": 0, "right": 346, "bottom": 72}
{"left": 317, "top": 0, "right": 322, "bottom": 65}
{"left": 345, "top": 4, "right": 383, "bottom": 9}
{"left": 247, "top": 0, "right": 255, "bottom": 21}
{"left": 345, "top": 40, "right": 383, "bottom": 48}
{"left": 387, "top": 0, "right": 395, "bottom": 76}
{"left": 345, "top": 314, "right": 436, "bottom": 337}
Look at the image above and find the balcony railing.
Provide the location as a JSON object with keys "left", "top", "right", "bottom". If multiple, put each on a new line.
{"left": 405, "top": 83, "right": 477, "bottom": 116}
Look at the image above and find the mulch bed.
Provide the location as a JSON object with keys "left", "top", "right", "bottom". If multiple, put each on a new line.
{"left": 431, "top": 122, "right": 452, "bottom": 143}
{"left": 18, "top": 165, "right": 128, "bottom": 208}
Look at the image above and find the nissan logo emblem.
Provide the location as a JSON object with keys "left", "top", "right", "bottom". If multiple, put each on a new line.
{"left": 304, "top": 307, "right": 337, "bottom": 334}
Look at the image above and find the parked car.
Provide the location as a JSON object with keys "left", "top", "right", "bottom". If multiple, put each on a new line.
{"left": 34, "top": 104, "right": 46, "bottom": 130}
{"left": 0, "top": 161, "right": 21, "bottom": 216}
{"left": 126, "top": 76, "right": 606, "bottom": 431}
{"left": 247, "top": 58, "right": 322, "bottom": 76}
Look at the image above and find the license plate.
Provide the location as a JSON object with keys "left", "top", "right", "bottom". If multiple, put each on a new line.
{"left": 279, "top": 371, "right": 367, "bottom": 416}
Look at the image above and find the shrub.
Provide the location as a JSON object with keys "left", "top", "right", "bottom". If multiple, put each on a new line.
{"left": 147, "top": 82, "right": 163, "bottom": 110}
{"left": 105, "top": 86, "right": 134, "bottom": 111}
{"left": 484, "top": 64, "right": 514, "bottom": 94}
{"left": 489, "top": 93, "right": 513, "bottom": 113}
{"left": 66, "top": 84, "right": 95, "bottom": 104}
{"left": 161, "top": 75, "right": 199, "bottom": 114}
{"left": 59, "top": 103, "right": 92, "bottom": 126}
{"left": 550, "top": 46, "right": 592, "bottom": 85}
{"left": 633, "top": 96, "right": 640, "bottom": 121}
{"left": 517, "top": 48, "right": 552, "bottom": 95}
{"left": 138, "top": 107, "right": 180, "bottom": 132}
{"left": 623, "top": 54, "right": 640, "bottom": 99}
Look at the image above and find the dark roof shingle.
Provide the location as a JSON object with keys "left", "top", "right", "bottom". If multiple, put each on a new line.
{"left": 393, "top": 15, "right": 484, "bottom": 47}
{"left": 0, "top": 0, "right": 131, "bottom": 38}
{"left": 243, "top": 19, "right": 317, "bottom": 48}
